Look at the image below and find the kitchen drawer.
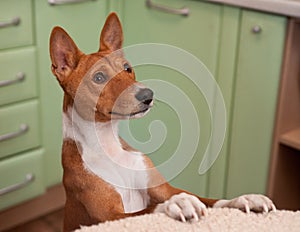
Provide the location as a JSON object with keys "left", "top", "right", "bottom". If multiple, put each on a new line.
{"left": 0, "top": 0, "right": 33, "bottom": 50}
{"left": 0, "top": 149, "right": 45, "bottom": 210}
{"left": 0, "top": 100, "right": 41, "bottom": 159}
{"left": 0, "top": 47, "right": 37, "bottom": 106}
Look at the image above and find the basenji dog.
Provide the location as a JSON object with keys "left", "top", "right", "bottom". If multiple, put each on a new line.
{"left": 50, "top": 12, "right": 276, "bottom": 232}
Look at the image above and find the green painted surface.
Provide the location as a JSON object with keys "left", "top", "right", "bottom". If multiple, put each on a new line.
{"left": 226, "top": 10, "right": 286, "bottom": 198}
{"left": 35, "top": 0, "right": 108, "bottom": 186}
{"left": 0, "top": 149, "right": 45, "bottom": 210}
{"left": 0, "top": 0, "right": 33, "bottom": 50}
{"left": 120, "top": 1, "right": 287, "bottom": 199}
{"left": 121, "top": 0, "right": 223, "bottom": 196}
{"left": 123, "top": 0, "right": 222, "bottom": 72}
{"left": 32, "top": 0, "right": 287, "bottom": 197}
{"left": 207, "top": 6, "right": 241, "bottom": 199}
{"left": 0, "top": 100, "right": 41, "bottom": 159}
{"left": 0, "top": 47, "right": 37, "bottom": 106}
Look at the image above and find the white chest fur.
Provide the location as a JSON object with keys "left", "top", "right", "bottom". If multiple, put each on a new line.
{"left": 63, "top": 107, "right": 150, "bottom": 213}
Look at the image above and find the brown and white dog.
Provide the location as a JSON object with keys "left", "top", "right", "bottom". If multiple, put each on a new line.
{"left": 50, "top": 12, "right": 276, "bottom": 232}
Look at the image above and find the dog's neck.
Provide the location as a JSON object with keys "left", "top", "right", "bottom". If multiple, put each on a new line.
{"left": 62, "top": 98, "right": 149, "bottom": 182}
{"left": 63, "top": 104, "right": 122, "bottom": 158}
{"left": 62, "top": 94, "right": 119, "bottom": 152}
{"left": 62, "top": 100, "right": 150, "bottom": 213}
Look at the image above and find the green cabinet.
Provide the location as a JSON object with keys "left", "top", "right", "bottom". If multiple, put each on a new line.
{"left": 0, "top": 149, "right": 45, "bottom": 210}
{"left": 0, "top": 100, "right": 41, "bottom": 159}
{"left": 119, "top": 0, "right": 223, "bottom": 196}
{"left": 225, "top": 11, "right": 286, "bottom": 198}
{"left": 0, "top": 47, "right": 37, "bottom": 106}
{"left": 0, "top": 0, "right": 43, "bottom": 211}
{"left": 116, "top": 0, "right": 286, "bottom": 199}
{"left": 0, "top": 0, "right": 34, "bottom": 50}
{"left": 0, "top": 0, "right": 287, "bottom": 213}
{"left": 0, "top": 0, "right": 110, "bottom": 212}
{"left": 35, "top": 0, "right": 108, "bottom": 186}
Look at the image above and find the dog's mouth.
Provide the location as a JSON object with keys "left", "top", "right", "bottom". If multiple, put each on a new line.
{"left": 109, "top": 107, "right": 151, "bottom": 119}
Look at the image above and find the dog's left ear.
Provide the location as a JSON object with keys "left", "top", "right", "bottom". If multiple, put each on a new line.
{"left": 50, "top": 26, "right": 82, "bottom": 82}
{"left": 99, "top": 12, "right": 123, "bottom": 52}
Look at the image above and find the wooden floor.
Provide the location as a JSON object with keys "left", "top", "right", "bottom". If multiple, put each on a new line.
{"left": 4, "top": 208, "right": 64, "bottom": 232}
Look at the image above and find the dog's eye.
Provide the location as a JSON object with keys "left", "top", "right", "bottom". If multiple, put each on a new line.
{"left": 124, "top": 63, "right": 132, "bottom": 73}
{"left": 93, "top": 72, "right": 107, "bottom": 84}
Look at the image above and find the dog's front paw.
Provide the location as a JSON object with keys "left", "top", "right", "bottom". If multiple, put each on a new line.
{"left": 154, "top": 192, "right": 207, "bottom": 222}
{"left": 213, "top": 194, "right": 276, "bottom": 213}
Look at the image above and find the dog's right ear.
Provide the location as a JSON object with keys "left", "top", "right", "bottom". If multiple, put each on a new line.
{"left": 49, "top": 27, "right": 82, "bottom": 82}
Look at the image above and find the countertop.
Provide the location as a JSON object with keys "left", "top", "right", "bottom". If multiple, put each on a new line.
{"left": 207, "top": 0, "right": 300, "bottom": 18}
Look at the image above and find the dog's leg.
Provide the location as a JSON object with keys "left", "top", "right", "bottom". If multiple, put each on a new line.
{"left": 213, "top": 194, "right": 276, "bottom": 213}
{"left": 146, "top": 182, "right": 217, "bottom": 222}
{"left": 148, "top": 180, "right": 276, "bottom": 222}
{"left": 143, "top": 158, "right": 276, "bottom": 221}
{"left": 154, "top": 192, "right": 208, "bottom": 222}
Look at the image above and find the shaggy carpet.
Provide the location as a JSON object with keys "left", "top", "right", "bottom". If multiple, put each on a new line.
{"left": 76, "top": 208, "right": 300, "bottom": 232}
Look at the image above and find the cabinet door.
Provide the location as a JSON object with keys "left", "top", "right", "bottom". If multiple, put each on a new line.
{"left": 0, "top": 47, "right": 37, "bottom": 106}
{"left": 35, "top": 0, "right": 108, "bottom": 186}
{"left": 0, "top": 0, "right": 33, "bottom": 50}
{"left": 0, "top": 100, "right": 41, "bottom": 159}
{"left": 226, "top": 11, "right": 286, "bottom": 198}
{"left": 0, "top": 149, "right": 45, "bottom": 210}
{"left": 120, "top": 0, "right": 223, "bottom": 196}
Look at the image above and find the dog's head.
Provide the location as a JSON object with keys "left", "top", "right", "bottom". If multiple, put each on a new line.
{"left": 49, "top": 13, "right": 153, "bottom": 122}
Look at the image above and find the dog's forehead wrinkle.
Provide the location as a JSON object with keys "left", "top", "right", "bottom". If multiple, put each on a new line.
{"left": 102, "top": 55, "right": 126, "bottom": 74}
{"left": 83, "top": 59, "right": 119, "bottom": 80}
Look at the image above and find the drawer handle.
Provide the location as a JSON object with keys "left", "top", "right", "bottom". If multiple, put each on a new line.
{"left": 146, "top": 0, "right": 189, "bottom": 16}
{"left": 0, "top": 17, "right": 20, "bottom": 29}
{"left": 0, "top": 174, "right": 35, "bottom": 196}
{"left": 0, "top": 124, "right": 29, "bottom": 142}
{"left": 0, "top": 72, "right": 25, "bottom": 88}
{"left": 48, "top": 0, "right": 95, "bottom": 5}
{"left": 252, "top": 25, "right": 262, "bottom": 34}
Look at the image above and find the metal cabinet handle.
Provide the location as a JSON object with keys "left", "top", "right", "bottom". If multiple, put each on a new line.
{"left": 252, "top": 25, "right": 262, "bottom": 34}
{"left": 0, "top": 17, "right": 20, "bottom": 29}
{"left": 0, "top": 72, "right": 25, "bottom": 88}
{"left": 48, "top": 0, "right": 95, "bottom": 5}
{"left": 0, "top": 174, "right": 35, "bottom": 196}
{"left": 146, "top": 0, "right": 189, "bottom": 16}
{"left": 0, "top": 124, "right": 29, "bottom": 142}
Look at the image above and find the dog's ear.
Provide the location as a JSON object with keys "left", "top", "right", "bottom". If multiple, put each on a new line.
{"left": 50, "top": 26, "right": 82, "bottom": 82}
{"left": 99, "top": 12, "right": 123, "bottom": 52}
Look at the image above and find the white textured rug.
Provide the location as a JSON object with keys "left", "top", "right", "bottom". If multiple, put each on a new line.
{"left": 76, "top": 208, "right": 300, "bottom": 232}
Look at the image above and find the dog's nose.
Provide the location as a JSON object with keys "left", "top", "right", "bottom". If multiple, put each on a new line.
{"left": 135, "top": 88, "right": 154, "bottom": 105}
